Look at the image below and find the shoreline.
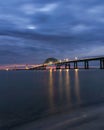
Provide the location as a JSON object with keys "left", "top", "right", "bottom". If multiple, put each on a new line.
{"left": 10, "top": 103, "right": 104, "bottom": 130}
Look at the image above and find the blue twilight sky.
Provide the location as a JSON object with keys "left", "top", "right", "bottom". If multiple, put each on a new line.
{"left": 0, "top": 0, "right": 104, "bottom": 64}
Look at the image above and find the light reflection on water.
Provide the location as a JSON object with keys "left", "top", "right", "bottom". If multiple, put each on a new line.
{"left": 59, "top": 69, "right": 63, "bottom": 102}
{"left": 49, "top": 69, "right": 55, "bottom": 113}
{"left": 74, "top": 69, "right": 81, "bottom": 105}
{"left": 48, "top": 69, "right": 81, "bottom": 113}
{"left": 65, "top": 69, "right": 71, "bottom": 108}
{"left": 0, "top": 70, "right": 104, "bottom": 128}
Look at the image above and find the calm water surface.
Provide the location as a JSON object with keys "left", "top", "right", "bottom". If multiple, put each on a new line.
{"left": 0, "top": 69, "right": 104, "bottom": 129}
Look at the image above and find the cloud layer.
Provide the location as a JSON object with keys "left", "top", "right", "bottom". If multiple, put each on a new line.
{"left": 0, "top": 0, "right": 104, "bottom": 64}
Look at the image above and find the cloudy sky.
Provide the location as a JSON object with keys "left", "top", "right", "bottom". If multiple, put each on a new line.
{"left": 0, "top": 0, "right": 104, "bottom": 65}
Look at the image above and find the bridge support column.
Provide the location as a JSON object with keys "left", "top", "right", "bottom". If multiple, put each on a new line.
{"left": 100, "top": 59, "right": 104, "bottom": 69}
{"left": 42, "top": 65, "right": 46, "bottom": 70}
{"left": 68, "top": 63, "right": 70, "bottom": 69}
{"left": 56, "top": 65, "right": 61, "bottom": 69}
{"left": 65, "top": 64, "right": 69, "bottom": 69}
{"left": 84, "top": 61, "right": 89, "bottom": 69}
{"left": 74, "top": 62, "right": 78, "bottom": 69}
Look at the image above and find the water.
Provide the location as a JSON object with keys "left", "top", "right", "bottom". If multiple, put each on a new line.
{"left": 0, "top": 69, "right": 104, "bottom": 129}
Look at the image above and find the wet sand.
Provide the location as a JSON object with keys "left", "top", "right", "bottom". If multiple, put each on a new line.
{"left": 10, "top": 104, "right": 104, "bottom": 130}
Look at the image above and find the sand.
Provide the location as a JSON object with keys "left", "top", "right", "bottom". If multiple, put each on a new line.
{"left": 10, "top": 104, "right": 104, "bottom": 130}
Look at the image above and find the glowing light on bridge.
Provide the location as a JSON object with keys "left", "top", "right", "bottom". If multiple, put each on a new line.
{"left": 75, "top": 57, "right": 78, "bottom": 60}
{"left": 6, "top": 68, "right": 9, "bottom": 71}
{"left": 64, "top": 58, "right": 69, "bottom": 61}
{"left": 66, "top": 58, "right": 69, "bottom": 61}
{"left": 48, "top": 62, "right": 53, "bottom": 65}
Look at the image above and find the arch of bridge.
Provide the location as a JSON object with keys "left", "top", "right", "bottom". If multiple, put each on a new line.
{"left": 44, "top": 57, "right": 58, "bottom": 64}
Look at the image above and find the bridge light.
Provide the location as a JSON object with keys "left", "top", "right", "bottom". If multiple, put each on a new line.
{"left": 49, "top": 62, "right": 53, "bottom": 65}
{"left": 50, "top": 68, "right": 52, "bottom": 72}
{"left": 6, "top": 68, "right": 9, "bottom": 71}
{"left": 75, "top": 57, "right": 78, "bottom": 60}
{"left": 26, "top": 67, "right": 29, "bottom": 70}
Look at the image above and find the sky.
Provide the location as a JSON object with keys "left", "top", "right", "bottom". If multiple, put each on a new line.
{"left": 0, "top": 0, "right": 104, "bottom": 65}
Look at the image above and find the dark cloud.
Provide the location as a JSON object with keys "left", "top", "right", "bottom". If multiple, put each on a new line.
{"left": 0, "top": 0, "right": 104, "bottom": 64}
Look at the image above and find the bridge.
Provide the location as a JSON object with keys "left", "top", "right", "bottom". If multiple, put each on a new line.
{"left": 1, "top": 56, "right": 104, "bottom": 71}
{"left": 29, "top": 56, "right": 104, "bottom": 70}
{"left": 0, "top": 64, "right": 38, "bottom": 71}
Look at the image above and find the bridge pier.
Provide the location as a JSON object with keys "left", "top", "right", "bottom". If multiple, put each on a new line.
{"left": 41, "top": 67, "right": 46, "bottom": 70}
{"left": 29, "top": 56, "right": 104, "bottom": 70}
{"left": 56, "top": 65, "right": 61, "bottom": 69}
{"left": 84, "top": 61, "right": 89, "bottom": 69}
{"left": 100, "top": 59, "right": 104, "bottom": 69}
{"left": 74, "top": 62, "right": 78, "bottom": 69}
{"left": 65, "top": 63, "right": 71, "bottom": 69}
{"left": 65, "top": 64, "right": 68, "bottom": 69}
{"left": 68, "top": 63, "right": 70, "bottom": 69}
{"left": 41, "top": 65, "right": 46, "bottom": 70}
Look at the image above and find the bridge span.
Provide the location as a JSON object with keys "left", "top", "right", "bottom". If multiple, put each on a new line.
{"left": 1, "top": 56, "right": 104, "bottom": 71}
{"left": 29, "top": 56, "right": 104, "bottom": 70}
